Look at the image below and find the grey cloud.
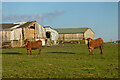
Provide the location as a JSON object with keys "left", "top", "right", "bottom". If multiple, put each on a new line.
{"left": 2, "top": 10, "right": 64, "bottom": 25}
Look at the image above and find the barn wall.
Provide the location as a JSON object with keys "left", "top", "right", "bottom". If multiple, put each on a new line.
{"left": 25, "top": 23, "right": 36, "bottom": 40}
{"left": 35, "top": 23, "right": 46, "bottom": 38}
{"left": 58, "top": 33, "right": 83, "bottom": 40}
{"left": 0, "top": 31, "right": 11, "bottom": 48}
{"left": 59, "top": 34, "right": 64, "bottom": 39}
{"left": 11, "top": 28, "right": 23, "bottom": 47}
{"left": 11, "top": 40, "right": 23, "bottom": 48}
{"left": 2, "top": 31, "right": 11, "bottom": 41}
{"left": 84, "top": 29, "right": 95, "bottom": 39}
{"left": 25, "top": 27, "right": 35, "bottom": 40}
{"left": 72, "top": 33, "right": 83, "bottom": 39}
{"left": 1, "top": 29, "right": 23, "bottom": 48}
{"left": 11, "top": 28, "right": 22, "bottom": 40}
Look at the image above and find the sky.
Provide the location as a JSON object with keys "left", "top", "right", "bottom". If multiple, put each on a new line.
{"left": 1, "top": 0, "right": 120, "bottom": 2}
{"left": 2, "top": 2, "right": 118, "bottom": 42}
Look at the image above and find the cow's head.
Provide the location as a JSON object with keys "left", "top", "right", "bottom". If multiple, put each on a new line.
{"left": 86, "top": 38, "right": 93, "bottom": 43}
{"left": 24, "top": 39, "right": 29, "bottom": 46}
{"left": 86, "top": 38, "right": 93, "bottom": 49}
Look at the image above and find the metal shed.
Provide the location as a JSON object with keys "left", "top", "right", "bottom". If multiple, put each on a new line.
{"left": 55, "top": 28, "right": 95, "bottom": 44}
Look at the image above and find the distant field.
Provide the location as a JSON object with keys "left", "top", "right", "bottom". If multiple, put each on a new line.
{"left": 2, "top": 43, "right": 118, "bottom": 78}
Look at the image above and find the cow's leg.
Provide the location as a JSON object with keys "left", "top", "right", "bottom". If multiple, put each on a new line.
{"left": 38, "top": 47, "right": 41, "bottom": 55}
{"left": 30, "top": 48, "right": 32, "bottom": 55}
{"left": 91, "top": 48, "right": 94, "bottom": 55}
{"left": 89, "top": 49, "right": 92, "bottom": 55}
{"left": 27, "top": 49, "right": 29, "bottom": 55}
{"left": 100, "top": 46, "right": 103, "bottom": 54}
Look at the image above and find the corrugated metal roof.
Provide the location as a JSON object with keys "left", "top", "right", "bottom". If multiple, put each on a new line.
{"left": 0, "top": 23, "right": 19, "bottom": 29}
{"left": 54, "top": 28, "right": 90, "bottom": 34}
{"left": 1, "top": 21, "right": 36, "bottom": 30}
{"left": 17, "top": 21, "right": 36, "bottom": 28}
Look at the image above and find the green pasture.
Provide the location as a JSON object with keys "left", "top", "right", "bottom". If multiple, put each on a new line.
{"left": 2, "top": 43, "right": 118, "bottom": 78}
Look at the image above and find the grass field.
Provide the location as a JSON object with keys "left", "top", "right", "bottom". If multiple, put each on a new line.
{"left": 2, "top": 43, "right": 118, "bottom": 78}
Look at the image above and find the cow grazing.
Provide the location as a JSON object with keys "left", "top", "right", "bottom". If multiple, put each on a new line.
{"left": 86, "top": 38, "right": 103, "bottom": 55}
{"left": 24, "top": 39, "right": 42, "bottom": 55}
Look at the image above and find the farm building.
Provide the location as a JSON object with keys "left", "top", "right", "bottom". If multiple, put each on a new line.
{"left": 54, "top": 28, "right": 95, "bottom": 44}
{"left": 44, "top": 26, "right": 58, "bottom": 45}
{"left": 0, "top": 21, "right": 46, "bottom": 48}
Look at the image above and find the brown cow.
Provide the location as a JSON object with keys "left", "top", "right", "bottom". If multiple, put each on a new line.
{"left": 24, "top": 39, "right": 42, "bottom": 55}
{"left": 87, "top": 38, "right": 103, "bottom": 55}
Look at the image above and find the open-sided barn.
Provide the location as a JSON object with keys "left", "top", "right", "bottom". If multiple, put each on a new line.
{"left": 54, "top": 28, "right": 95, "bottom": 44}
{"left": 0, "top": 21, "right": 46, "bottom": 48}
{"left": 44, "top": 26, "right": 58, "bottom": 45}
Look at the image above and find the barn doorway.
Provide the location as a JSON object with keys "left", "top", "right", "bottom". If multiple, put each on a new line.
{"left": 46, "top": 32, "right": 51, "bottom": 38}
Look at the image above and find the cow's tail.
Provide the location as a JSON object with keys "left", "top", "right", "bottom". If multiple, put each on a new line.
{"left": 100, "top": 39, "right": 103, "bottom": 49}
{"left": 100, "top": 39, "right": 103, "bottom": 54}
